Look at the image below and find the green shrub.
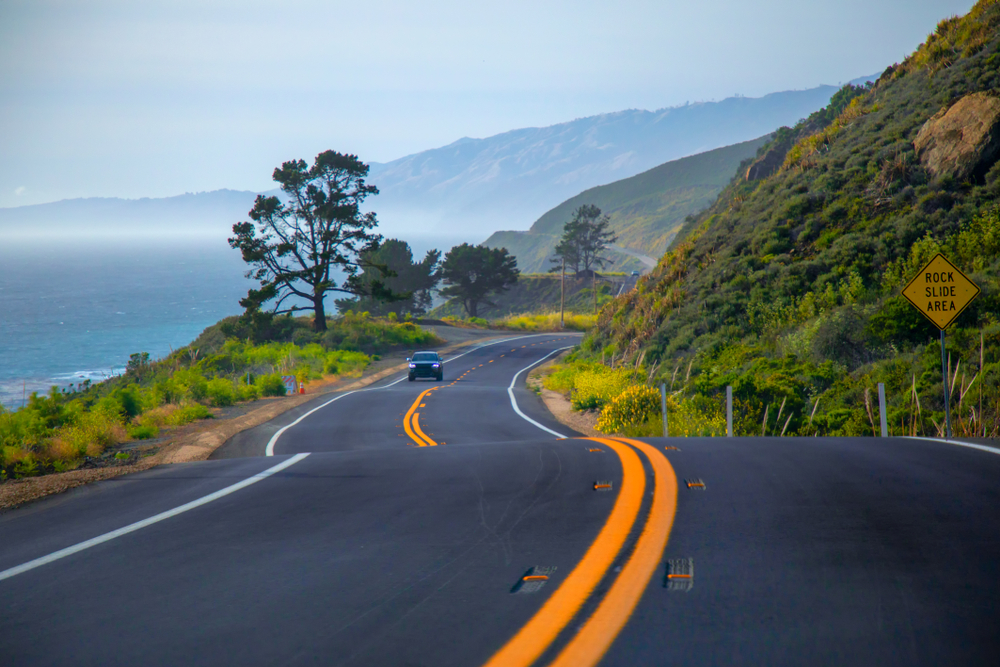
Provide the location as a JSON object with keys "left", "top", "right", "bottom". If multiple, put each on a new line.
{"left": 237, "top": 383, "right": 262, "bottom": 402}
{"left": 13, "top": 457, "right": 39, "bottom": 479}
{"left": 256, "top": 374, "right": 287, "bottom": 397}
{"left": 205, "top": 378, "right": 237, "bottom": 407}
{"left": 167, "top": 403, "right": 213, "bottom": 425}
{"left": 323, "top": 350, "right": 370, "bottom": 376}
{"left": 666, "top": 395, "right": 727, "bottom": 437}
{"left": 129, "top": 424, "right": 159, "bottom": 440}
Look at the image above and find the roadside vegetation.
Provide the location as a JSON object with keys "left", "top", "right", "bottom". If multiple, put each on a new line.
{"left": 0, "top": 313, "right": 442, "bottom": 480}
{"left": 548, "top": 2, "right": 1000, "bottom": 440}
{"left": 438, "top": 311, "right": 596, "bottom": 332}
{"left": 429, "top": 273, "right": 619, "bottom": 320}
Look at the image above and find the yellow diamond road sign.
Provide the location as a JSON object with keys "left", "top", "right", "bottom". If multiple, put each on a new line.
{"left": 901, "top": 253, "right": 980, "bottom": 330}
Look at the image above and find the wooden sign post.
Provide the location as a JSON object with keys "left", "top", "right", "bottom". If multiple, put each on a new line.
{"left": 901, "top": 253, "right": 981, "bottom": 439}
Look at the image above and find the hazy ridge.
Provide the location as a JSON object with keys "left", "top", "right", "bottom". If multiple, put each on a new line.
{"left": 482, "top": 136, "right": 769, "bottom": 273}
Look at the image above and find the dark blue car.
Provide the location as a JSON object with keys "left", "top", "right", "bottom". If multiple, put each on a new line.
{"left": 408, "top": 351, "right": 443, "bottom": 382}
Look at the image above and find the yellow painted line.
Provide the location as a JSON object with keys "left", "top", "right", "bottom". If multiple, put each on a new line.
{"left": 403, "top": 387, "right": 437, "bottom": 447}
{"left": 547, "top": 438, "right": 678, "bottom": 667}
{"left": 412, "top": 413, "right": 437, "bottom": 446}
{"left": 481, "top": 438, "right": 644, "bottom": 667}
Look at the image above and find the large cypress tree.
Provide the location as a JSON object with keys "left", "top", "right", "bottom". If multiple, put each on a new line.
{"left": 229, "top": 151, "right": 385, "bottom": 332}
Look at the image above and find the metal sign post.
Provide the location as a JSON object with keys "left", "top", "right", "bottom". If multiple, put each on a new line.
{"left": 901, "top": 253, "right": 980, "bottom": 440}
{"left": 940, "top": 331, "right": 951, "bottom": 438}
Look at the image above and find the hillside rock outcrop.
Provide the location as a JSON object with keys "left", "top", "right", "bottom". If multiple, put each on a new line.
{"left": 745, "top": 140, "right": 791, "bottom": 181}
{"left": 914, "top": 92, "right": 1000, "bottom": 181}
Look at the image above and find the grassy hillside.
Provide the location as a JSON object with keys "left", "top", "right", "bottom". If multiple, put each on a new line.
{"left": 483, "top": 137, "right": 768, "bottom": 273}
{"left": 582, "top": 0, "right": 1000, "bottom": 438}
{"left": 427, "top": 274, "right": 620, "bottom": 319}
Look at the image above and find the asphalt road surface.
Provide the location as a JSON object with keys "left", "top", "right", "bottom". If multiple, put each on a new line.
{"left": 2, "top": 332, "right": 999, "bottom": 666}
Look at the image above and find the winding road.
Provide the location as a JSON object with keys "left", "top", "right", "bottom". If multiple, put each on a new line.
{"left": 2, "top": 332, "right": 999, "bottom": 666}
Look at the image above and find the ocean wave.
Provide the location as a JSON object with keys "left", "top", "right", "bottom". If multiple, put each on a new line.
{"left": 51, "top": 368, "right": 125, "bottom": 382}
{"left": 0, "top": 367, "right": 126, "bottom": 409}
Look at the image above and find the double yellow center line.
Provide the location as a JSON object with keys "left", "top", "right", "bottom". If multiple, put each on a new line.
{"left": 404, "top": 386, "right": 439, "bottom": 446}
{"left": 482, "top": 437, "right": 678, "bottom": 667}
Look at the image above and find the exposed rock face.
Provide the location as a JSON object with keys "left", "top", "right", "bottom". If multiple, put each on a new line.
{"left": 914, "top": 92, "right": 1000, "bottom": 181}
{"left": 745, "top": 140, "right": 791, "bottom": 181}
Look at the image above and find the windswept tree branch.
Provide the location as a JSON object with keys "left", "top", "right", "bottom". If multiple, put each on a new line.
{"left": 229, "top": 150, "right": 388, "bottom": 332}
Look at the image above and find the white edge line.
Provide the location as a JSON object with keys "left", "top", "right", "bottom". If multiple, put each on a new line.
{"left": 266, "top": 332, "right": 582, "bottom": 456}
{"left": 508, "top": 346, "right": 576, "bottom": 439}
{"left": 902, "top": 435, "right": 1000, "bottom": 456}
{"left": 0, "top": 453, "right": 311, "bottom": 583}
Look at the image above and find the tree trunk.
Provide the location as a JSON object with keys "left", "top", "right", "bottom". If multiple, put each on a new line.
{"left": 466, "top": 299, "right": 478, "bottom": 318}
{"left": 313, "top": 295, "right": 328, "bottom": 332}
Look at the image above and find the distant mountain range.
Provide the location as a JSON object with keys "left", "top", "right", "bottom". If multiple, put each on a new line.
{"left": 0, "top": 189, "right": 261, "bottom": 239}
{"left": 369, "top": 80, "right": 875, "bottom": 239}
{"left": 1, "top": 78, "right": 875, "bottom": 246}
{"left": 483, "top": 136, "right": 769, "bottom": 273}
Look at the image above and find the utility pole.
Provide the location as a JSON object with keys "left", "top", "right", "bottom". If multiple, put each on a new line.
{"left": 560, "top": 257, "right": 565, "bottom": 329}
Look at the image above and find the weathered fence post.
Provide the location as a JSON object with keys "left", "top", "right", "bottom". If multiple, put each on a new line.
{"left": 878, "top": 382, "right": 888, "bottom": 438}
{"left": 726, "top": 386, "right": 733, "bottom": 437}
{"left": 661, "top": 383, "right": 668, "bottom": 438}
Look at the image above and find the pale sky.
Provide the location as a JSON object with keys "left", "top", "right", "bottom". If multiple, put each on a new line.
{"left": 0, "top": 0, "right": 977, "bottom": 208}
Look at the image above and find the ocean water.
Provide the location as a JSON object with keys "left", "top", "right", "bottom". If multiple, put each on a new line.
{"left": 0, "top": 233, "right": 468, "bottom": 410}
{"left": 0, "top": 238, "right": 253, "bottom": 409}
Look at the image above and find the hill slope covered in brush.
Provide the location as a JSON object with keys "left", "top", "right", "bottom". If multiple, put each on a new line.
{"left": 369, "top": 84, "right": 860, "bottom": 239}
{"left": 587, "top": 0, "right": 1000, "bottom": 438}
{"left": 483, "top": 137, "right": 767, "bottom": 273}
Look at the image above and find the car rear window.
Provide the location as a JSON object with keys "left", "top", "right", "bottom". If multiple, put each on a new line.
{"left": 412, "top": 352, "right": 438, "bottom": 361}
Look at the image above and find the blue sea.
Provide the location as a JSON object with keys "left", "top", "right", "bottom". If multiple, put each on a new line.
{"left": 0, "top": 238, "right": 254, "bottom": 409}
{"left": 0, "top": 234, "right": 466, "bottom": 410}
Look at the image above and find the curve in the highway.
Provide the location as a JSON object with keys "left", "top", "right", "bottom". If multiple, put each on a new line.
{"left": 1, "top": 331, "right": 999, "bottom": 666}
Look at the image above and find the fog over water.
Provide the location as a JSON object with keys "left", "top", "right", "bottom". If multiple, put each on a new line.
{"left": 0, "top": 233, "right": 463, "bottom": 409}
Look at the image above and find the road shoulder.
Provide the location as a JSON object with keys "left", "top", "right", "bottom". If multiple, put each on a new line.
{"left": 527, "top": 351, "right": 601, "bottom": 438}
{"left": 0, "top": 327, "right": 518, "bottom": 511}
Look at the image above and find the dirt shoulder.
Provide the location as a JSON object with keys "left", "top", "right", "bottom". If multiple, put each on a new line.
{"left": 0, "top": 325, "right": 516, "bottom": 512}
{"left": 526, "top": 351, "right": 600, "bottom": 438}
